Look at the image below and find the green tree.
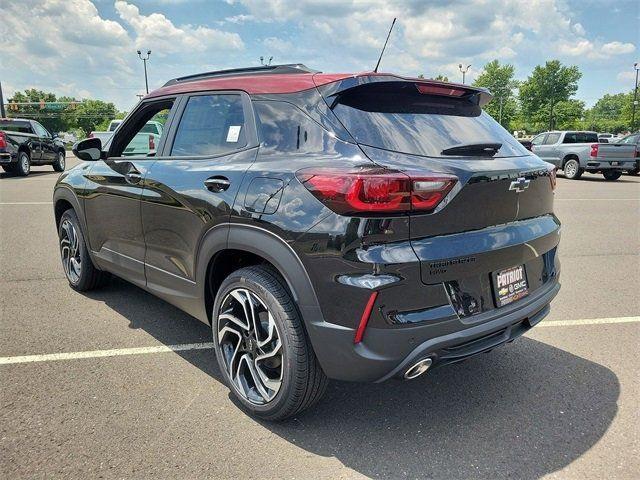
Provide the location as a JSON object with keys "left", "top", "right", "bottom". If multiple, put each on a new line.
{"left": 71, "top": 99, "right": 117, "bottom": 136}
{"left": 582, "top": 92, "right": 633, "bottom": 133}
{"left": 431, "top": 74, "right": 449, "bottom": 82}
{"left": 473, "top": 60, "right": 518, "bottom": 130}
{"left": 518, "top": 60, "right": 582, "bottom": 131}
{"left": 9, "top": 89, "right": 70, "bottom": 133}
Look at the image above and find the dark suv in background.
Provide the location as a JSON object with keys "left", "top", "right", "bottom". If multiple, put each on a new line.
{"left": 54, "top": 64, "right": 560, "bottom": 420}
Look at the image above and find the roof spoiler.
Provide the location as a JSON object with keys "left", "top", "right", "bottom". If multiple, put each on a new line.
{"left": 316, "top": 74, "right": 493, "bottom": 107}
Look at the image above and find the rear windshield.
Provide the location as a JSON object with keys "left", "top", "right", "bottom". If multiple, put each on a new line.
{"left": 0, "top": 121, "right": 33, "bottom": 134}
{"left": 326, "top": 82, "right": 528, "bottom": 158}
{"left": 140, "top": 122, "right": 160, "bottom": 135}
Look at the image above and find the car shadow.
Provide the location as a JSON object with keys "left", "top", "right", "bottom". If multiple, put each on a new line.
{"left": 0, "top": 169, "right": 61, "bottom": 179}
{"left": 558, "top": 172, "right": 636, "bottom": 182}
{"left": 86, "top": 277, "right": 620, "bottom": 480}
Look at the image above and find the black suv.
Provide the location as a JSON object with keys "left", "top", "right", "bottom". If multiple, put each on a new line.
{"left": 54, "top": 64, "right": 560, "bottom": 420}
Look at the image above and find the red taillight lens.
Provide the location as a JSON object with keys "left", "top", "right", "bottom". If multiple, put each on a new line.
{"left": 548, "top": 165, "right": 557, "bottom": 191}
{"left": 148, "top": 135, "right": 155, "bottom": 151}
{"left": 590, "top": 143, "right": 599, "bottom": 157}
{"left": 0, "top": 132, "right": 6, "bottom": 149}
{"left": 415, "top": 83, "right": 466, "bottom": 97}
{"left": 296, "top": 167, "right": 457, "bottom": 215}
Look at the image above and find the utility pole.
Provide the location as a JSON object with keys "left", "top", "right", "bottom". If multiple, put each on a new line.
{"left": 632, "top": 62, "right": 639, "bottom": 131}
{"left": 458, "top": 64, "right": 471, "bottom": 84}
{"left": 137, "top": 50, "right": 152, "bottom": 94}
{"left": 0, "top": 81, "right": 6, "bottom": 118}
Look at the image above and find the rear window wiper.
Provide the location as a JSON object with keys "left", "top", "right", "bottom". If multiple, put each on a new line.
{"left": 441, "top": 142, "right": 502, "bottom": 156}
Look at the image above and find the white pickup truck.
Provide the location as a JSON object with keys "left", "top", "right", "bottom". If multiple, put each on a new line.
{"left": 89, "top": 120, "right": 163, "bottom": 156}
{"left": 531, "top": 130, "right": 637, "bottom": 181}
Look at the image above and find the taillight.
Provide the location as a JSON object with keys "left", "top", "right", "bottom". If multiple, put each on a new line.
{"left": 590, "top": 143, "right": 599, "bottom": 157}
{"left": 548, "top": 165, "right": 557, "bottom": 191}
{"left": 415, "top": 83, "right": 466, "bottom": 97}
{"left": 0, "top": 132, "right": 6, "bottom": 149}
{"left": 148, "top": 135, "right": 155, "bottom": 151}
{"left": 296, "top": 167, "right": 457, "bottom": 215}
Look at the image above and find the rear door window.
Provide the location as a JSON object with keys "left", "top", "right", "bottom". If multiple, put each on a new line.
{"left": 171, "top": 94, "right": 247, "bottom": 156}
{"left": 531, "top": 134, "right": 546, "bottom": 146}
{"left": 0, "top": 121, "right": 33, "bottom": 134}
{"left": 325, "top": 82, "right": 528, "bottom": 158}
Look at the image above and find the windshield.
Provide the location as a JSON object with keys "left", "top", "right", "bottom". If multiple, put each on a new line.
{"left": 326, "top": 82, "right": 528, "bottom": 158}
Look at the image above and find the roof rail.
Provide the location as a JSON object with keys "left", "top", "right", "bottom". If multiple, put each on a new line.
{"left": 163, "top": 64, "right": 319, "bottom": 86}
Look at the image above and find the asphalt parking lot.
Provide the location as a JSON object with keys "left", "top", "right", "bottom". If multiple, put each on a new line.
{"left": 1, "top": 154, "right": 639, "bottom": 479}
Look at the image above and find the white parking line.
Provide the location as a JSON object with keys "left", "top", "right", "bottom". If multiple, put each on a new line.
{"left": 0, "top": 202, "right": 53, "bottom": 205}
{"left": 0, "top": 343, "right": 214, "bottom": 365}
{"left": 0, "top": 317, "right": 638, "bottom": 366}
{"left": 537, "top": 316, "right": 640, "bottom": 327}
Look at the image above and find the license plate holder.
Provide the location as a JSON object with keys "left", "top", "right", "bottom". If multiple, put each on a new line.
{"left": 492, "top": 265, "right": 529, "bottom": 308}
{"left": 611, "top": 161, "right": 620, "bottom": 166}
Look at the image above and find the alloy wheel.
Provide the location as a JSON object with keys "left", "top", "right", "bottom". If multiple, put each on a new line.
{"left": 565, "top": 160, "right": 577, "bottom": 178}
{"left": 60, "top": 219, "right": 81, "bottom": 284}
{"left": 20, "top": 154, "right": 30, "bottom": 174}
{"left": 217, "top": 288, "right": 283, "bottom": 405}
{"left": 58, "top": 152, "right": 66, "bottom": 169}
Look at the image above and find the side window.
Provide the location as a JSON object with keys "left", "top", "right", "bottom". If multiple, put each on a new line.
{"left": 109, "top": 99, "right": 174, "bottom": 157}
{"left": 563, "top": 133, "right": 577, "bottom": 144}
{"left": 254, "top": 100, "right": 327, "bottom": 153}
{"left": 531, "top": 134, "right": 545, "bottom": 146}
{"left": 33, "top": 122, "right": 50, "bottom": 138}
{"left": 544, "top": 133, "right": 561, "bottom": 145}
{"left": 171, "top": 94, "right": 246, "bottom": 156}
{"left": 581, "top": 132, "right": 599, "bottom": 143}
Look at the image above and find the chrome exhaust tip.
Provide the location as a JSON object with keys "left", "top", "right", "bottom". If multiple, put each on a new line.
{"left": 404, "top": 358, "right": 433, "bottom": 380}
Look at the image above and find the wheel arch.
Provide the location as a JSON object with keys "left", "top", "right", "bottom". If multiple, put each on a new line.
{"left": 562, "top": 153, "right": 580, "bottom": 168}
{"left": 197, "top": 224, "right": 322, "bottom": 326}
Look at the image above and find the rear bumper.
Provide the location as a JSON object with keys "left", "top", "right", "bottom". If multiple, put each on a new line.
{"left": 307, "top": 277, "right": 560, "bottom": 382}
{"left": 0, "top": 152, "right": 16, "bottom": 164}
{"left": 586, "top": 160, "right": 636, "bottom": 171}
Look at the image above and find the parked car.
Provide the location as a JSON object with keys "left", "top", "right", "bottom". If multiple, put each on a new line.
{"left": 0, "top": 118, "right": 66, "bottom": 176}
{"left": 531, "top": 130, "right": 635, "bottom": 180}
{"left": 598, "top": 133, "right": 614, "bottom": 143}
{"left": 89, "top": 120, "right": 162, "bottom": 156}
{"left": 54, "top": 64, "right": 561, "bottom": 420}
{"left": 615, "top": 132, "right": 639, "bottom": 175}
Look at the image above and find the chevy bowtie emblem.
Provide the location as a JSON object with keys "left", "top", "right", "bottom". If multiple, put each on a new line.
{"left": 509, "top": 177, "right": 530, "bottom": 193}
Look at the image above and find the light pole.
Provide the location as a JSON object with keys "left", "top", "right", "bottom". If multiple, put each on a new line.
{"left": 260, "top": 56, "right": 273, "bottom": 66}
{"left": 632, "top": 62, "right": 639, "bottom": 131}
{"left": 137, "top": 50, "right": 152, "bottom": 94}
{"left": 458, "top": 63, "right": 471, "bottom": 84}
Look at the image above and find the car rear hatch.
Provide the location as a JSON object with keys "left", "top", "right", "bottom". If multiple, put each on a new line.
{"left": 318, "top": 76, "right": 560, "bottom": 316}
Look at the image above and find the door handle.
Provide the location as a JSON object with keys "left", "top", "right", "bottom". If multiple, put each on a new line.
{"left": 204, "top": 177, "right": 231, "bottom": 192}
{"left": 125, "top": 170, "right": 142, "bottom": 184}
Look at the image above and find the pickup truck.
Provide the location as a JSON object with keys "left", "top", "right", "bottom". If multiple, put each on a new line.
{"left": 615, "top": 132, "right": 639, "bottom": 175}
{"left": 0, "top": 118, "right": 66, "bottom": 176}
{"left": 531, "top": 130, "right": 636, "bottom": 181}
{"left": 89, "top": 120, "right": 162, "bottom": 156}
{"left": 88, "top": 119, "right": 122, "bottom": 144}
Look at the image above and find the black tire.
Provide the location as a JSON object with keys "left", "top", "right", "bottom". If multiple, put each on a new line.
{"left": 212, "top": 265, "right": 328, "bottom": 421}
{"left": 627, "top": 167, "right": 639, "bottom": 176}
{"left": 58, "top": 209, "right": 109, "bottom": 291}
{"left": 53, "top": 150, "right": 66, "bottom": 172}
{"left": 16, "top": 151, "right": 30, "bottom": 176}
{"left": 563, "top": 158, "right": 583, "bottom": 179}
{"left": 603, "top": 171, "right": 621, "bottom": 181}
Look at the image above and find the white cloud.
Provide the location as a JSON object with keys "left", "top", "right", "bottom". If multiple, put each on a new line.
{"left": 616, "top": 70, "right": 637, "bottom": 83}
{"left": 263, "top": 37, "right": 293, "bottom": 53}
{"left": 114, "top": 1, "right": 244, "bottom": 55}
{"left": 601, "top": 41, "right": 636, "bottom": 56}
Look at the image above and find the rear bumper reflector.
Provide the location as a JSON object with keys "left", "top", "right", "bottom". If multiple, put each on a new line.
{"left": 354, "top": 291, "right": 379, "bottom": 344}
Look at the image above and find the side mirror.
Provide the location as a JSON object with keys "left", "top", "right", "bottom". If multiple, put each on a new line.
{"left": 72, "top": 138, "right": 103, "bottom": 161}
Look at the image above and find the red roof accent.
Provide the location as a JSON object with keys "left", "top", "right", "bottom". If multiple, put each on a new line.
{"left": 146, "top": 73, "right": 358, "bottom": 98}
{"left": 145, "top": 70, "right": 477, "bottom": 100}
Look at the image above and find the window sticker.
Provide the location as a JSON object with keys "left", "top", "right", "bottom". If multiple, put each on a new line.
{"left": 226, "top": 125, "right": 242, "bottom": 143}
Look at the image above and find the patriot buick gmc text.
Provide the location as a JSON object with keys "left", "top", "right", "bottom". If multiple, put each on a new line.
{"left": 54, "top": 65, "right": 561, "bottom": 420}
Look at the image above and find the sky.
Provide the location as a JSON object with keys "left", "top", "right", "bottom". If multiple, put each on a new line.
{"left": 1, "top": 0, "right": 638, "bottom": 112}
